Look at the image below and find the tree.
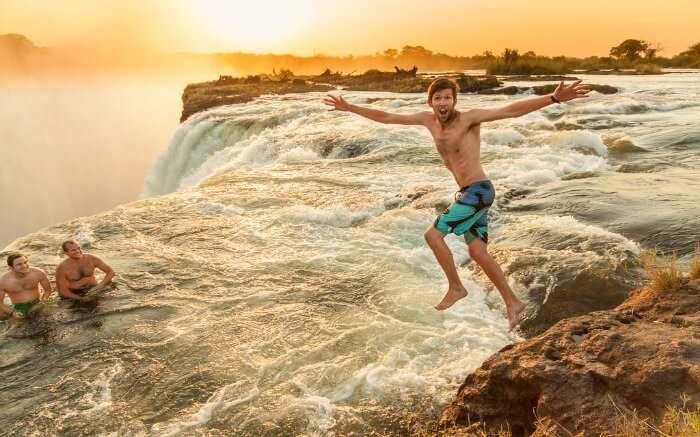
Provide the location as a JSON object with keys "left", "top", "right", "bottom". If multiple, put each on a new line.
{"left": 502, "top": 48, "right": 520, "bottom": 65}
{"left": 383, "top": 48, "right": 398, "bottom": 58}
{"left": 679, "top": 42, "right": 700, "bottom": 57}
{"left": 610, "top": 39, "right": 650, "bottom": 61}
{"left": 400, "top": 45, "right": 433, "bottom": 58}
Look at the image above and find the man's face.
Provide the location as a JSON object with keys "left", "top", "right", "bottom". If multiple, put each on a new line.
{"left": 429, "top": 88, "right": 456, "bottom": 122}
{"left": 11, "top": 256, "right": 30, "bottom": 274}
{"left": 64, "top": 243, "right": 83, "bottom": 260}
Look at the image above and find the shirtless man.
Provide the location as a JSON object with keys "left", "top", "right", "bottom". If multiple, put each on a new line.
{"left": 0, "top": 252, "right": 53, "bottom": 319}
{"left": 55, "top": 240, "right": 115, "bottom": 300}
{"left": 324, "top": 78, "right": 590, "bottom": 330}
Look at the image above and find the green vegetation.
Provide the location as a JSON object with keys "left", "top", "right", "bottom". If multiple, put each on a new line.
{"left": 208, "top": 39, "right": 700, "bottom": 76}
{"left": 485, "top": 39, "right": 700, "bottom": 75}
{"left": 486, "top": 49, "right": 574, "bottom": 75}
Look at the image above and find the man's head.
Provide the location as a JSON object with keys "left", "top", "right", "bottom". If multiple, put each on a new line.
{"left": 7, "top": 252, "right": 29, "bottom": 274}
{"left": 428, "top": 77, "right": 459, "bottom": 122}
{"left": 62, "top": 240, "right": 83, "bottom": 259}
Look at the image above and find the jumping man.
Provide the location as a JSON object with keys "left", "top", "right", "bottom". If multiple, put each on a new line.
{"left": 323, "top": 78, "right": 590, "bottom": 330}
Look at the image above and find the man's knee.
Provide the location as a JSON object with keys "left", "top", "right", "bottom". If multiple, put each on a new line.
{"left": 468, "top": 241, "right": 490, "bottom": 264}
{"left": 424, "top": 227, "right": 445, "bottom": 244}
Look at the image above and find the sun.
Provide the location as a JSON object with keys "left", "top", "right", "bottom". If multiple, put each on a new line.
{"left": 194, "top": 0, "right": 315, "bottom": 52}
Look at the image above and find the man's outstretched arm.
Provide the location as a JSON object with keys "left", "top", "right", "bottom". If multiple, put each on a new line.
{"left": 466, "top": 80, "right": 591, "bottom": 125}
{"left": 323, "top": 94, "right": 429, "bottom": 125}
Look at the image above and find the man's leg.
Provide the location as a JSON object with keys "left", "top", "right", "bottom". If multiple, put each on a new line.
{"left": 467, "top": 238, "right": 525, "bottom": 331}
{"left": 424, "top": 226, "right": 468, "bottom": 310}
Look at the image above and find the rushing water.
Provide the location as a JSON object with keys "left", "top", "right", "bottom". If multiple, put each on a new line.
{"left": 2, "top": 71, "right": 699, "bottom": 436}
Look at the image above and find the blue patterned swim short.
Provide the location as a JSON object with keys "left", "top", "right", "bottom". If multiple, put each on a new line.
{"left": 433, "top": 179, "right": 495, "bottom": 244}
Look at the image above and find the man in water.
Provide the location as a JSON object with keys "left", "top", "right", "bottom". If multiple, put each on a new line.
{"left": 324, "top": 78, "right": 590, "bottom": 330}
{"left": 55, "top": 240, "right": 115, "bottom": 300}
{"left": 0, "top": 252, "right": 53, "bottom": 319}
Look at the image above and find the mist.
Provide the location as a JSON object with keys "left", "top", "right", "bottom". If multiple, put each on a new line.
{"left": 0, "top": 64, "right": 229, "bottom": 248}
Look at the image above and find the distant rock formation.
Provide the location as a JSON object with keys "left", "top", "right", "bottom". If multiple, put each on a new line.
{"left": 0, "top": 33, "right": 39, "bottom": 54}
{"left": 0, "top": 33, "right": 49, "bottom": 69}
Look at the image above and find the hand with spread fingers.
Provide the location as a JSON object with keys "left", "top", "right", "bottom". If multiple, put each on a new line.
{"left": 552, "top": 80, "right": 591, "bottom": 102}
{"left": 323, "top": 94, "right": 351, "bottom": 111}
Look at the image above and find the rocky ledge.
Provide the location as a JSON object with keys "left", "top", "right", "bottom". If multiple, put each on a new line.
{"left": 439, "top": 279, "right": 700, "bottom": 436}
{"left": 180, "top": 69, "right": 619, "bottom": 122}
{"left": 180, "top": 77, "right": 334, "bottom": 122}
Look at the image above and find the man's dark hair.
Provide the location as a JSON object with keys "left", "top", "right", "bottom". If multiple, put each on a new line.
{"left": 61, "top": 239, "right": 80, "bottom": 252}
{"left": 428, "top": 77, "right": 459, "bottom": 102}
{"left": 7, "top": 252, "right": 26, "bottom": 268}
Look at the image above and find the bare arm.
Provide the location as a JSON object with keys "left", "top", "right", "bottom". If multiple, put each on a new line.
{"left": 68, "top": 276, "right": 95, "bottom": 289}
{"left": 0, "top": 286, "right": 23, "bottom": 318}
{"left": 90, "top": 255, "right": 115, "bottom": 292}
{"left": 55, "top": 267, "right": 85, "bottom": 300}
{"left": 37, "top": 269, "right": 53, "bottom": 300}
{"left": 323, "top": 94, "right": 429, "bottom": 125}
{"left": 466, "top": 80, "right": 591, "bottom": 125}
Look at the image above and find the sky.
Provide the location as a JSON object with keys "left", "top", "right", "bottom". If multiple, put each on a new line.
{"left": 1, "top": 0, "right": 700, "bottom": 57}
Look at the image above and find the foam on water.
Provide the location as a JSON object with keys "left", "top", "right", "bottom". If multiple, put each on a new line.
{"left": 548, "top": 130, "right": 609, "bottom": 157}
{"left": 486, "top": 144, "right": 608, "bottom": 186}
{"left": 7, "top": 73, "right": 700, "bottom": 436}
{"left": 481, "top": 128, "right": 526, "bottom": 145}
{"left": 568, "top": 96, "right": 700, "bottom": 115}
{"left": 500, "top": 214, "right": 640, "bottom": 254}
{"left": 143, "top": 98, "right": 322, "bottom": 196}
{"left": 152, "top": 383, "right": 260, "bottom": 436}
{"left": 280, "top": 203, "right": 386, "bottom": 228}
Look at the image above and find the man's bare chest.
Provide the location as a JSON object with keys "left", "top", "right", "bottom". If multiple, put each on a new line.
{"left": 4, "top": 275, "right": 38, "bottom": 293}
{"left": 65, "top": 261, "right": 95, "bottom": 280}
{"left": 429, "top": 121, "right": 479, "bottom": 156}
{"left": 433, "top": 134, "right": 481, "bottom": 158}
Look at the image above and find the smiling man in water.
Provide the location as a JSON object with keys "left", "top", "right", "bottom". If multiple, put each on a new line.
{"left": 324, "top": 78, "right": 590, "bottom": 330}
{"left": 55, "top": 240, "right": 115, "bottom": 300}
{"left": 0, "top": 252, "right": 53, "bottom": 319}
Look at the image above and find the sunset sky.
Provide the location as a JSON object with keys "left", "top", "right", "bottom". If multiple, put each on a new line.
{"left": 2, "top": 0, "right": 699, "bottom": 57}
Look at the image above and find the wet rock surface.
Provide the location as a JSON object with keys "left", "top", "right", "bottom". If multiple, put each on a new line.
{"left": 440, "top": 280, "right": 700, "bottom": 436}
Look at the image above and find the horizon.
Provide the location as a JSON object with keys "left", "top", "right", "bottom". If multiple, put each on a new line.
{"left": 2, "top": 0, "right": 700, "bottom": 59}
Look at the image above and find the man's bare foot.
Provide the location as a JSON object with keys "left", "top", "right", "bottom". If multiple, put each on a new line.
{"left": 507, "top": 301, "right": 525, "bottom": 332}
{"left": 434, "top": 286, "right": 468, "bottom": 311}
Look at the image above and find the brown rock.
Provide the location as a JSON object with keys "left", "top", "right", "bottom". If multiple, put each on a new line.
{"left": 502, "top": 75, "right": 580, "bottom": 82}
{"left": 532, "top": 83, "right": 618, "bottom": 95}
{"left": 456, "top": 75, "right": 502, "bottom": 93}
{"left": 477, "top": 86, "right": 524, "bottom": 95}
{"left": 180, "top": 78, "right": 334, "bottom": 122}
{"left": 440, "top": 282, "right": 700, "bottom": 436}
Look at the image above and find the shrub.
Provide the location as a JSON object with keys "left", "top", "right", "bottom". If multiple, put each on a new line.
{"left": 638, "top": 249, "right": 684, "bottom": 294}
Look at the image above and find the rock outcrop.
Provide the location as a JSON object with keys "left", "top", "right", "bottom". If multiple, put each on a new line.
{"left": 180, "top": 77, "right": 334, "bottom": 122}
{"left": 316, "top": 68, "right": 432, "bottom": 92}
{"left": 180, "top": 70, "right": 619, "bottom": 122}
{"left": 532, "top": 83, "right": 618, "bottom": 95}
{"left": 440, "top": 280, "right": 700, "bottom": 436}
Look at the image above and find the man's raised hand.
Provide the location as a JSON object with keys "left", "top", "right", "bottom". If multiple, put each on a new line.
{"left": 553, "top": 80, "right": 591, "bottom": 102}
{"left": 323, "top": 94, "right": 351, "bottom": 111}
